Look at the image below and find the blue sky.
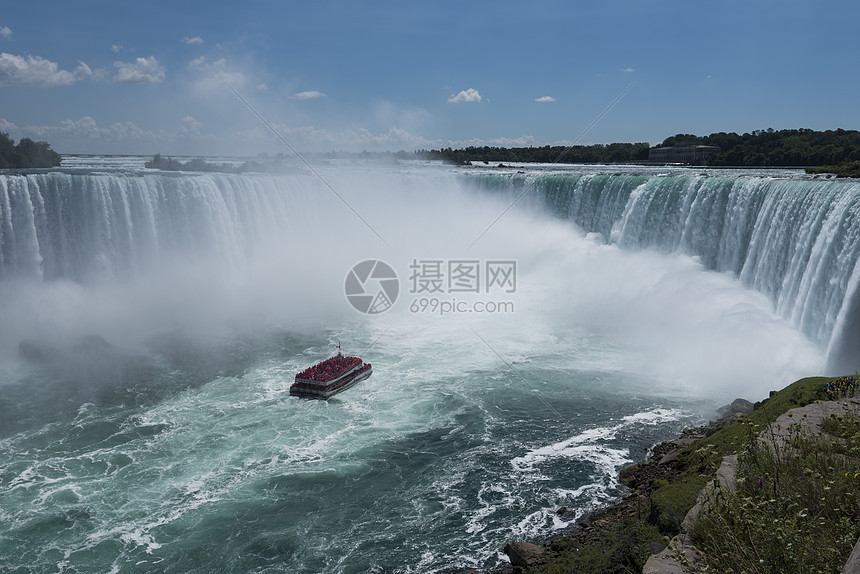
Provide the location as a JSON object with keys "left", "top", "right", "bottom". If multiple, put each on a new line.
{"left": 0, "top": 0, "right": 857, "bottom": 155}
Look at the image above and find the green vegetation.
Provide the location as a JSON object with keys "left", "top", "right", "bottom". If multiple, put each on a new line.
{"left": 428, "top": 143, "right": 651, "bottom": 165}
{"left": 533, "top": 376, "right": 847, "bottom": 573}
{"left": 429, "top": 128, "right": 860, "bottom": 169}
{"left": 805, "top": 160, "right": 860, "bottom": 178}
{"left": 822, "top": 410, "right": 860, "bottom": 445}
{"left": 646, "top": 377, "right": 833, "bottom": 534}
{"left": 145, "top": 154, "right": 244, "bottom": 172}
{"left": 541, "top": 518, "right": 663, "bottom": 574}
{"left": 0, "top": 132, "right": 62, "bottom": 169}
{"left": 661, "top": 128, "right": 860, "bottom": 167}
{"left": 693, "top": 410, "right": 860, "bottom": 573}
{"left": 144, "top": 153, "right": 300, "bottom": 173}
{"left": 650, "top": 473, "right": 706, "bottom": 534}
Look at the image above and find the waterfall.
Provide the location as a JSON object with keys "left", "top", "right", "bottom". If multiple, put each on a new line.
{"left": 468, "top": 172, "right": 860, "bottom": 373}
{"left": 1, "top": 167, "right": 858, "bottom": 372}
{"left": 0, "top": 171, "right": 325, "bottom": 282}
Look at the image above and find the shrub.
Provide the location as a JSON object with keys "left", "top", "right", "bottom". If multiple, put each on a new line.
{"left": 693, "top": 413, "right": 860, "bottom": 573}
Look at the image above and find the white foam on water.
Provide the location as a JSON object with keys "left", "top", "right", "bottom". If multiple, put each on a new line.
{"left": 511, "top": 407, "right": 684, "bottom": 472}
{"left": 0, "top": 162, "right": 840, "bottom": 573}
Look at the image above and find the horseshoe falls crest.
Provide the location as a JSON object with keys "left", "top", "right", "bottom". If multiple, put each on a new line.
{"left": 470, "top": 170, "right": 860, "bottom": 373}
{"left": 0, "top": 160, "right": 856, "bottom": 573}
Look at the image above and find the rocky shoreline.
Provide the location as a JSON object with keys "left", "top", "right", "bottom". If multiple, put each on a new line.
{"left": 473, "top": 380, "right": 860, "bottom": 574}
{"left": 643, "top": 393, "right": 860, "bottom": 573}
{"left": 477, "top": 402, "right": 749, "bottom": 574}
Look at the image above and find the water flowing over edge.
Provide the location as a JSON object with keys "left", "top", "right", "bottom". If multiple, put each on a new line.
{"left": 464, "top": 170, "right": 860, "bottom": 373}
{"left": 1, "top": 165, "right": 857, "bottom": 370}
{"left": 0, "top": 163, "right": 844, "bottom": 572}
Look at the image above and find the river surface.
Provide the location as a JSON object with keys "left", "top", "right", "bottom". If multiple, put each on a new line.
{"left": 0, "top": 158, "right": 841, "bottom": 572}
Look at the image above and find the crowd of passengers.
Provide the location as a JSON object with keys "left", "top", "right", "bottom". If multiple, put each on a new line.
{"left": 293, "top": 363, "right": 373, "bottom": 389}
{"left": 822, "top": 375, "right": 858, "bottom": 399}
{"left": 297, "top": 355, "right": 362, "bottom": 382}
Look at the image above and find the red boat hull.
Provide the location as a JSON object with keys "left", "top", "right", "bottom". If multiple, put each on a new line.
{"left": 290, "top": 363, "right": 372, "bottom": 399}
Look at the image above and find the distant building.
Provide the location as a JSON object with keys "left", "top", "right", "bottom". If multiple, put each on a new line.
{"left": 648, "top": 142, "right": 721, "bottom": 165}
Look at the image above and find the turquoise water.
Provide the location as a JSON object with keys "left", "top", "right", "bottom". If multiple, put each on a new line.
{"left": 0, "top": 162, "right": 828, "bottom": 572}
{"left": 0, "top": 323, "right": 701, "bottom": 573}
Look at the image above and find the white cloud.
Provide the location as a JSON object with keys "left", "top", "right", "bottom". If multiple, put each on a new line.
{"left": 75, "top": 61, "right": 93, "bottom": 79}
{"left": 293, "top": 90, "right": 327, "bottom": 100}
{"left": 187, "top": 56, "right": 207, "bottom": 70}
{"left": 372, "top": 100, "right": 431, "bottom": 128}
{"left": 190, "top": 65, "right": 247, "bottom": 97}
{"left": 179, "top": 115, "right": 202, "bottom": 136}
{"left": 21, "top": 116, "right": 151, "bottom": 147}
{"left": 4, "top": 113, "right": 554, "bottom": 155}
{"left": 111, "top": 44, "right": 123, "bottom": 53}
{"left": 214, "top": 70, "right": 245, "bottom": 88}
{"left": 182, "top": 36, "right": 204, "bottom": 45}
{"left": 0, "top": 26, "right": 12, "bottom": 41}
{"left": 114, "top": 56, "right": 165, "bottom": 83}
{"left": 3, "top": 113, "right": 439, "bottom": 154}
{"left": 446, "top": 135, "right": 540, "bottom": 148}
{"left": 0, "top": 117, "right": 18, "bottom": 135}
{"left": 0, "top": 52, "right": 92, "bottom": 87}
{"left": 620, "top": 67, "right": 635, "bottom": 73}
{"left": 13, "top": 115, "right": 208, "bottom": 154}
{"left": 256, "top": 83, "right": 268, "bottom": 91}
{"left": 188, "top": 56, "right": 230, "bottom": 83}
{"left": 535, "top": 96, "right": 556, "bottom": 103}
{"left": 448, "top": 88, "right": 482, "bottom": 103}
{"left": 262, "top": 123, "right": 440, "bottom": 152}
{"left": 187, "top": 56, "right": 227, "bottom": 72}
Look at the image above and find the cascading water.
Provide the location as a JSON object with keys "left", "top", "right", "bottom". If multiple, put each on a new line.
{"left": 0, "top": 161, "right": 846, "bottom": 573}
{"left": 467, "top": 171, "right": 860, "bottom": 373}
{"left": 0, "top": 171, "right": 322, "bottom": 282}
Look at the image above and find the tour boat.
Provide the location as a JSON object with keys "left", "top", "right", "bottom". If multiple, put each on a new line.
{"left": 290, "top": 346, "right": 372, "bottom": 399}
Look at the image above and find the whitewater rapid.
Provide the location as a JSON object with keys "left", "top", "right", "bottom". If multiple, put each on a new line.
{"left": 0, "top": 159, "right": 846, "bottom": 572}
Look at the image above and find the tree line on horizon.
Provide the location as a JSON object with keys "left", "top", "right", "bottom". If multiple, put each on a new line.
{"left": 661, "top": 128, "right": 860, "bottom": 167}
{"left": 0, "top": 132, "right": 62, "bottom": 169}
{"left": 426, "top": 128, "right": 860, "bottom": 170}
{"left": 6, "top": 127, "right": 860, "bottom": 174}
{"left": 424, "top": 142, "right": 650, "bottom": 165}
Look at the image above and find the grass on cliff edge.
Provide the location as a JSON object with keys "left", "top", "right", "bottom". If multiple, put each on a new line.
{"left": 540, "top": 517, "right": 663, "bottom": 574}
{"left": 693, "top": 399, "right": 860, "bottom": 572}
{"left": 535, "top": 376, "right": 833, "bottom": 573}
{"left": 650, "top": 376, "right": 832, "bottom": 534}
